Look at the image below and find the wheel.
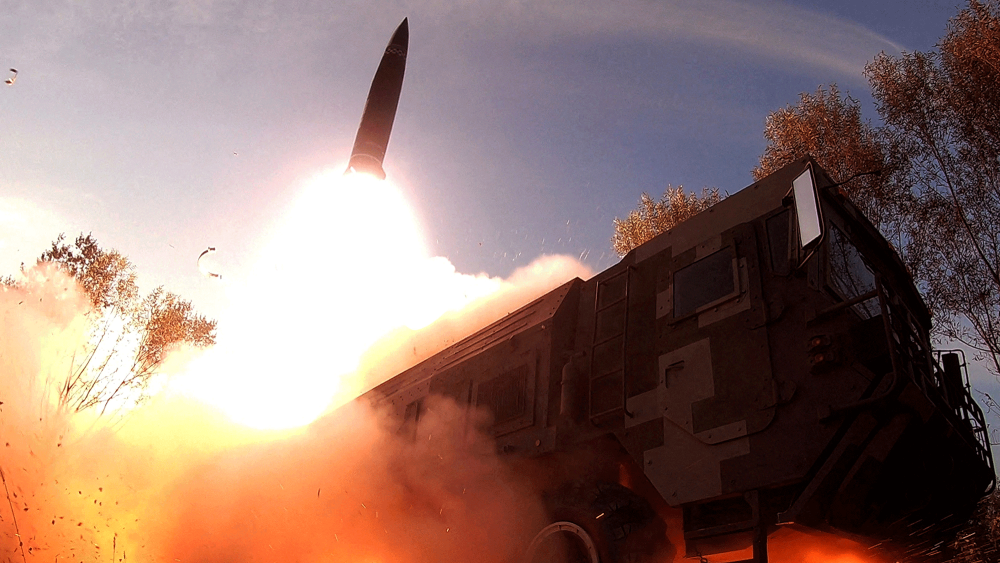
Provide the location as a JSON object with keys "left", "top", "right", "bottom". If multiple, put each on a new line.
{"left": 525, "top": 482, "right": 673, "bottom": 563}
{"left": 525, "top": 521, "right": 600, "bottom": 563}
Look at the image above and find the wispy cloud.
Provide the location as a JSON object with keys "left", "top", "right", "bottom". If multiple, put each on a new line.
{"left": 2, "top": 0, "right": 903, "bottom": 79}
{"left": 436, "top": 0, "right": 905, "bottom": 78}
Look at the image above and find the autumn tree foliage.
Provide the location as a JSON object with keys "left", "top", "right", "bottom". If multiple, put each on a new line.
{"left": 757, "top": 0, "right": 1000, "bottom": 379}
{"left": 866, "top": 0, "right": 1000, "bottom": 379}
{"left": 612, "top": 186, "right": 722, "bottom": 256}
{"left": 9, "top": 233, "right": 217, "bottom": 416}
{"left": 753, "top": 85, "right": 906, "bottom": 242}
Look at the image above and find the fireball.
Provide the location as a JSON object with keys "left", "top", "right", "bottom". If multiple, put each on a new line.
{"left": 173, "top": 171, "right": 499, "bottom": 430}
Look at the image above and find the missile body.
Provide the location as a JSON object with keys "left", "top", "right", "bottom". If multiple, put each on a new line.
{"left": 346, "top": 18, "right": 408, "bottom": 180}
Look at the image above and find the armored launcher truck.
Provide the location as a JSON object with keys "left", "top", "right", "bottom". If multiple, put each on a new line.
{"left": 364, "top": 157, "right": 995, "bottom": 562}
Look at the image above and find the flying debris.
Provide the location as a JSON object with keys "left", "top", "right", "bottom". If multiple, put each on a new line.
{"left": 197, "top": 247, "right": 222, "bottom": 279}
{"left": 345, "top": 18, "right": 408, "bottom": 180}
{"left": 5, "top": 68, "right": 16, "bottom": 85}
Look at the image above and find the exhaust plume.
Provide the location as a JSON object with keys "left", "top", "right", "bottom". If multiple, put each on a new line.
{"left": 0, "top": 257, "right": 567, "bottom": 563}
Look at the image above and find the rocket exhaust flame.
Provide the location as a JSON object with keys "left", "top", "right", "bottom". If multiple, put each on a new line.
{"left": 0, "top": 134, "right": 594, "bottom": 560}
{"left": 170, "top": 171, "right": 526, "bottom": 430}
{"left": 0, "top": 266, "right": 559, "bottom": 563}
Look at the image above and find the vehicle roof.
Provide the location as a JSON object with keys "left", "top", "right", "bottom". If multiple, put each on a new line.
{"left": 630, "top": 156, "right": 824, "bottom": 264}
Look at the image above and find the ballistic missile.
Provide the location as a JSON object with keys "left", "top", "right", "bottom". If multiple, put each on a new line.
{"left": 345, "top": 18, "right": 408, "bottom": 180}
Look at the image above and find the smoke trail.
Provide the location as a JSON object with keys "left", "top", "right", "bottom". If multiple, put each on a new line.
{"left": 0, "top": 261, "right": 558, "bottom": 563}
{"left": 147, "top": 398, "right": 547, "bottom": 563}
{"left": 351, "top": 253, "right": 594, "bottom": 401}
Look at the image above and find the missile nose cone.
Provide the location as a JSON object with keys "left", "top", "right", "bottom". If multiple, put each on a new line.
{"left": 390, "top": 18, "right": 408, "bottom": 53}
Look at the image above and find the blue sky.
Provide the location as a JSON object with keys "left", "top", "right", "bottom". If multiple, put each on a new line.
{"left": 4, "top": 2, "right": 993, "bottom": 412}
{"left": 0, "top": 0, "right": 959, "bottom": 279}
{"left": 1, "top": 0, "right": 961, "bottom": 294}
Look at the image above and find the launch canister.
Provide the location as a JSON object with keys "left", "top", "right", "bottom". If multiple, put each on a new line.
{"left": 346, "top": 18, "right": 408, "bottom": 180}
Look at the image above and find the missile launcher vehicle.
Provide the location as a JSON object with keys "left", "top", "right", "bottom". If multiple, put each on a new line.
{"left": 363, "top": 157, "right": 995, "bottom": 562}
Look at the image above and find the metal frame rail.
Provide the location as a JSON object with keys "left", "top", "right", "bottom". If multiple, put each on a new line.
{"left": 875, "top": 276, "right": 995, "bottom": 489}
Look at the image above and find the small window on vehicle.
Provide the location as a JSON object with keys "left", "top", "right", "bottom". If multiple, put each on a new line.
{"left": 828, "top": 225, "right": 880, "bottom": 318}
{"left": 673, "top": 248, "right": 736, "bottom": 318}
{"left": 766, "top": 210, "right": 790, "bottom": 274}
